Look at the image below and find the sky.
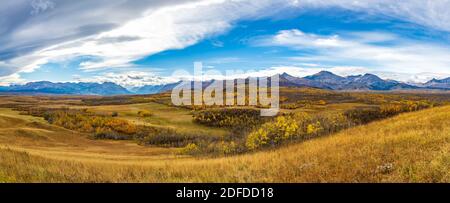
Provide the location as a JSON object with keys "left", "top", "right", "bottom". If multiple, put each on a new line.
{"left": 1, "top": 0, "right": 450, "bottom": 87}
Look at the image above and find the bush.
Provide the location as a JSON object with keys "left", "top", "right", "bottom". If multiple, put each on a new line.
{"left": 344, "top": 107, "right": 384, "bottom": 125}
{"left": 317, "top": 100, "right": 327, "bottom": 105}
{"left": 193, "top": 108, "right": 268, "bottom": 131}
{"left": 246, "top": 112, "right": 353, "bottom": 150}
{"left": 137, "top": 110, "right": 153, "bottom": 117}
{"left": 140, "top": 131, "right": 192, "bottom": 147}
{"left": 179, "top": 143, "right": 200, "bottom": 155}
{"left": 92, "top": 128, "right": 132, "bottom": 140}
{"left": 218, "top": 141, "right": 238, "bottom": 155}
{"left": 137, "top": 128, "right": 221, "bottom": 148}
{"left": 199, "top": 140, "right": 246, "bottom": 155}
{"left": 40, "top": 109, "right": 138, "bottom": 135}
{"left": 345, "top": 100, "right": 433, "bottom": 125}
{"left": 246, "top": 116, "right": 299, "bottom": 150}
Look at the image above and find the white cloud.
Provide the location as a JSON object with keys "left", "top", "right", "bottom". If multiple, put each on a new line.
{"left": 211, "top": 40, "right": 224, "bottom": 47}
{"left": 0, "top": 0, "right": 199, "bottom": 75}
{"left": 290, "top": 0, "right": 450, "bottom": 32}
{"left": 272, "top": 65, "right": 450, "bottom": 83}
{"left": 256, "top": 29, "right": 450, "bottom": 75}
{"left": 76, "top": 71, "right": 179, "bottom": 88}
{"left": 2, "top": 0, "right": 450, "bottom": 85}
{"left": 4, "top": 0, "right": 284, "bottom": 74}
{"left": 0, "top": 73, "right": 25, "bottom": 86}
{"left": 69, "top": 64, "right": 450, "bottom": 87}
{"left": 225, "top": 65, "right": 448, "bottom": 83}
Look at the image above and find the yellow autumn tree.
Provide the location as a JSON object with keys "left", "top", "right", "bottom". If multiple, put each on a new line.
{"left": 246, "top": 116, "right": 299, "bottom": 150}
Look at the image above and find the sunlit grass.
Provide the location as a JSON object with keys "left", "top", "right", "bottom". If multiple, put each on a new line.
{"left": 1, "top": 106, "right": 449, "bottom": 182}
{"left": 77, "top": 102, "right": 230, "bottom": 136}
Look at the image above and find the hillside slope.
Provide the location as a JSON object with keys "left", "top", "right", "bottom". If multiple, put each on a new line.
{"left": 1, "top": 106, "right": 449, "bottom": 182}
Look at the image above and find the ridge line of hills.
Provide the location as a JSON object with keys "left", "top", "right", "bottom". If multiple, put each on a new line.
{"left": 0, "top": 71, "right": 449, "bottom": 96}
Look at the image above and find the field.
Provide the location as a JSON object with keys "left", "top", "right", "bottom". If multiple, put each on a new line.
{"left": 0, "top": 89, "right": 449, "bottom": 182}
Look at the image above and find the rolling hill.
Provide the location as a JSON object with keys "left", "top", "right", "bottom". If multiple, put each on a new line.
{"left": 1, "top": 105, "right": 449, "bottom": 182}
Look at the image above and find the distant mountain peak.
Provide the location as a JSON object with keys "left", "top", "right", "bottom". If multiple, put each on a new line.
{"left": 362, "top": 73, "right": 379, "bottom": 78}
{"left": 426, "top": 77, "right": 450, "bottom": 83}
{"left": 354, "top": 73, "right": 384, "bottom": 82}
{"left": 304, "top": 70, "right": 345, "bottom": 87}
{"left": 280, "top": 72, "right": 292, "bottom": 77}
{"left": 308, "top": 70, "right": 343, "bottom": 78}
{"left": 423, "top": 77, "right": 450, "bottom": 89}
{"left": 429, "top": 78, "right": 438, "bottom": 82}
{"left": 316, "top": 70, "right": 335, "bottom": 75}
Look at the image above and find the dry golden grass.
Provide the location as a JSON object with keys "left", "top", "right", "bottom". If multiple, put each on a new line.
{"left": 0, "top": 108, "right": 179, "bottom": 158}
{"left": 72, "top": 102, "right": 230, "bottom": 136}
{"left": 1, "top": 105, "right": 449, "bottom": 183}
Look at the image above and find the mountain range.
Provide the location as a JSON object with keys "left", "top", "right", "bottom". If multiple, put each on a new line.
{"left": 0, "top": 81, "right": 130, "bottom": 95}
{"left": 0, "top": 71, "right": 448, "bottom": 95}
{"left": 280, "top": 71, "right": 419, "bottom": 90}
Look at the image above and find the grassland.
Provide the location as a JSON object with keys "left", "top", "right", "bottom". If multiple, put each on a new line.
{"left": 1, "top": 104, "right": 449, "bottom": 182}
{"left": 78, "top": 102, "right": 229, "bottom": 136}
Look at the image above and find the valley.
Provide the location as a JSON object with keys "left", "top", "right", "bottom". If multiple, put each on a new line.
{"left": 0, "top": 88, "right": 449, "bottom": 182}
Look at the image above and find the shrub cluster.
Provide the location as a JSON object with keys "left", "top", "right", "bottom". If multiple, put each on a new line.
{"left": 42, "top": 109, "right": 137, "bottom": 139}
{"left": 16, "top": 107, "right": 226, "bottom": 152}
{"left": 246, "top": 112, "right": 352, "bottom": 150}
{"left": 345, "top": 100, "right": 433, "bottom": 124}
{"left": 137, "top": 110, "right": 153, "bottom": 117}
{"left": 247, "top": 100, "right": 434, "bottom": 150}
{"left": 193, "top": 108, "right": 268, "bottom": 131}
{"left": 137, "top": 129, "right": 221, "bottom": 148}
{"left": 281, "top": 100, "right": 327, "bottom": 109}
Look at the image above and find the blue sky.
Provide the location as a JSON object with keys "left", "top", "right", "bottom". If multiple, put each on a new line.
{"left": 1, "top": 0, "right": 450, "bottom": 87}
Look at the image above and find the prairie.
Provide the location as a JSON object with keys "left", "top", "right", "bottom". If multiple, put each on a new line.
{"left": 1, "top": 103, "right": 449, "bottom": 182}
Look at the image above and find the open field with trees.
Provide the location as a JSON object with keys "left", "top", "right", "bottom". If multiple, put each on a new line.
{"left": 0, "top": 88, "right": 449, "bottom": 182}
{"left": 1, "top": 104, "right": 449, "bottom": 182}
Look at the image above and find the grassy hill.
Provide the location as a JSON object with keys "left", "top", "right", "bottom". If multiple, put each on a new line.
{"left": 1, "top": 105, "right": 449, "bottom": 182}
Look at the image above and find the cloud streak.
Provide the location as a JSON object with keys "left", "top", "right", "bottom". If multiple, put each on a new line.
{"left": 291, "top": 0, "right": 450, "bottom": 32}
{"left": 0, "top": 0, "right": 199, "bottom": 74}
{"left": 255, "top": 29, "right": 450, "bottom": 75}
{"left": 1, "top": 0, "right": 450, "bottom": 85}
{"left": 76, "top": 71, "right": 180, "bottom": 88}
{"left": 1, "top": 0, "right": 286, "bottom": 76}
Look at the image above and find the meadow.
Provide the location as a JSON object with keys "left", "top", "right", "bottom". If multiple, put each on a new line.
{"left": 0, "top": 88, "right": 449, "bottom": 182}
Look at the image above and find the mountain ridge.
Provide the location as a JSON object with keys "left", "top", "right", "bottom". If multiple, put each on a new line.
{"left": 1, "top": 72, "right": 449, "bottom": 95}
{"left": 0, "top": 81, "right": 131, "bottom": 96}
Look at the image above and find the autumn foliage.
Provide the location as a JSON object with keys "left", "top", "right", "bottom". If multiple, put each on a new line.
{"left": 246, "top": 100, "right": 434, "bottom": 150}
{"left": 246, "top": 112, "right": 352, "bottom": 150}
{"left": 193, "top": 108, "right": 268, "bottom": 131}
{"left": 345, "top": 100, "right": 433, "bottom": 124}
